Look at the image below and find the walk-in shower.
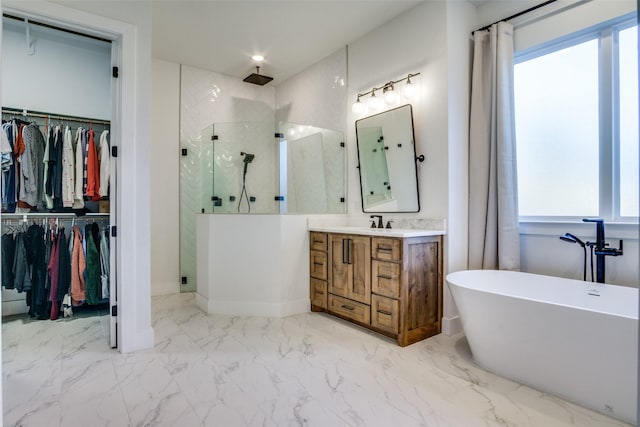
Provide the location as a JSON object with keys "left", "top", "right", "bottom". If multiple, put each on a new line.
{"left": 179, "top": 121, "right": 345, "bottom": 290}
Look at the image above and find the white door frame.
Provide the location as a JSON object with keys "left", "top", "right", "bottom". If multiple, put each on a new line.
{"left": 1, "top": 1, "right": 154, "bottom": 354}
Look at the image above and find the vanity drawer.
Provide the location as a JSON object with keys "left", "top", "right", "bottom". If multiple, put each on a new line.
{"left": 372, "top": 237, "right": 401, "bottom": 262}
{"left": 328, "top": 294, "right": 370, "bottom": 325}
{"left": 372, "top": 260, "right": 400, "bottom": 298}
{"left": 310, "top": 232, "right": 328, "bottom": 252}
{"left": 311, "top": 278, "right": 327, "bottom": 309}
{"left": 371, "top": 294, "right": 399, "bottom": 335}
{"left": 310, "top": 250, "right": 328, "bottom": 280}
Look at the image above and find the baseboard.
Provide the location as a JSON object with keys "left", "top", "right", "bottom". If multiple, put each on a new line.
{"left": 442, "top": 315, "right": 462, "bottom": 336}
{"left": 279, "top": 298, "right": 311, "bottom": 317}
{"left": 151, "top": 281, "right": 181, "bottom": 296}
{"left": 194, "top": 292, "right": 209, "bottom": 313}
{"left": 135, "top": 327, "right": 155, "bottom": 352}
{"left": 2, "top": 300, "right": 28, "bottom": 317}
{"left": 205, "top": 298, "right": 309, "bottom": 318}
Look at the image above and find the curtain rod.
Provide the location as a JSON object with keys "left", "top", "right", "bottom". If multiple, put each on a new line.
{"left": 2, "top": 107, "right": 110, "bottom": 126}
{"left": 472, "top": 0, "right": 558, "bottom": 34}
{"left": 2, "top": 13, "right": 112, "bottom": 44}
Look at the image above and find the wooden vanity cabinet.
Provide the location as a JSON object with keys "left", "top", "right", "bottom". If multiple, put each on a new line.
{"left": 309, "top": 231, "right": 442, "bottom": 347}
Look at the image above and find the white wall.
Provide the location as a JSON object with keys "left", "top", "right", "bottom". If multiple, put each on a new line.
{"left": 347, "top": 1, "right": 469, "bottom": 331}
{"left": 196, "top": 214, "right": 310, "bottom": 317}
{"left": 347, "top": 1, "right": 449, "bottom": 224}
{"left": 1, "top": 17, "right": 111, "bottom": 119}
{"left": 444, "top": 0, "right": 476, "bottom": 334}
{"left": 275, "top": 47, "right": 347, "bottom": 133}
{"left": 150, "top": 58, "right": 180, "bottom": 295}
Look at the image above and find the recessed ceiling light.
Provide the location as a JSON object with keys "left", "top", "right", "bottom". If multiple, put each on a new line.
{"left": 251, "top": 55, "right": 264, "bottom": 62}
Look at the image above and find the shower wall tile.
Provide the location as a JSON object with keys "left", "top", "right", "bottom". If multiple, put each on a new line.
{"left": 180, "top": 65, "right": 276, "bottom": 143}
{"left": 275, "top": 47, "right": 347, "bottom": 133}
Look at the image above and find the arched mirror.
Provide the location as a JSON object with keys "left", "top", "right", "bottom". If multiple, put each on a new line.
{"left": 355, "top": 104, "right": 420, "bottom": 212}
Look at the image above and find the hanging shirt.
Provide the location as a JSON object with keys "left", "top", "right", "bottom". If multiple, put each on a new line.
{"left": 2, "top": 123, "right": 17, "bottom": 212}
{"left": 84, "top": 222, "right": 101, "bottom": 304}
{"left": 43, "top": 125, "right": 54, "bottom": 209}
{"left": 85, "top": 129, "right": 100, "bottom": 201}
{"left": 51, "top": 127, "right": 64, "bottom": 210}
{"left": 98, "top": 130, "right": 110, "bottom": 198}
{"left": 73, "top": 128, "right": 85, "bottom": 209}
{"left": 70, "top": 225, "right": 86, "bottom": 305}
{"left": 47, "top": 230, "right": 61, "bottom": 320}
{"left": 20, "top": 124, "right": 45, "bottom": 209}
{"left": 99, "top": 229, "right": 110, "bottom": 299}
{"left": 61, "top": 126, "right": 75, "bottom": 207}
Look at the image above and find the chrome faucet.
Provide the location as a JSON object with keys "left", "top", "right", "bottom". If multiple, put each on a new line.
{"left": 370, "top": 215, "right": 383, "bottom": 228}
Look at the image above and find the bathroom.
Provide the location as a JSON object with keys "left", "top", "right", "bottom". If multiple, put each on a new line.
{"left": 1, "top": 0, "right": 638, "bottom": 425}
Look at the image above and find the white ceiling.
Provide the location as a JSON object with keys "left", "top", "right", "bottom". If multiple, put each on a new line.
{"left": 151, "top": 1, "right": 425, "bottom": 84}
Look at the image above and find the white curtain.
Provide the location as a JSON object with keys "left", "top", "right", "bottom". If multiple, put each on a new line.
{"left": 468, "top": 22, "right": 520, "bottom": 271}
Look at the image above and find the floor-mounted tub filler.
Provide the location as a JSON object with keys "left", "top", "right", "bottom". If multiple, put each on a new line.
{"left": 447, "top": 270, "right": 638, "bottom": 425}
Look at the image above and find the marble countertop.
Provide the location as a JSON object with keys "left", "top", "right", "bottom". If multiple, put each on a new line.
{"left": 308, "top": 226, "right": 446, "bottom": 238}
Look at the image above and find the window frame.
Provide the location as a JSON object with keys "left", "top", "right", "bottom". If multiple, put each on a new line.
{"left": 514, "top": 13, "right": 638, "bottom": 224}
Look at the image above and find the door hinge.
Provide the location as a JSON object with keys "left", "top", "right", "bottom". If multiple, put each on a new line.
{"left": 111, "top": 226, "right": 117, "bottom": 237}
{"left": 111, "top": 146, "right": 118, "bottom": 157}
{"left": 112, "top": 66, "right": 119, "bottom": 78}
{"left": 111, "top": 305, "right": 117, "bottom": 316}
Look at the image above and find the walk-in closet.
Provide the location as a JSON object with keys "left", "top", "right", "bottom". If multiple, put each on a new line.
{"left": 1, "top": 13, "right": 118, "bottom": 349}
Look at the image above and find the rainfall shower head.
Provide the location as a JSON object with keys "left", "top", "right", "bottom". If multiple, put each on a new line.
{"left": 241, "top": 152, "right": 255, "bottom": 163}
{"left": 243, "top": 66, "right": 273, "bottom": 86}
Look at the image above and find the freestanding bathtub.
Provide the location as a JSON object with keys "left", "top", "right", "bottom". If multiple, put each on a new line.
{"left": 446, "top": 270, "right": 638, "bottom": 424}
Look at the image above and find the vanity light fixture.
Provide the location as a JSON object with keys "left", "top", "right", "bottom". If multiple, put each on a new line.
{"left": 352, "top": 72, "right": 420, "bottom": 115}
{"left": 352, "top": 94, "right": 366, "bottom": 115}
{"left": 367, "top": 89, "right": 382, "bottom": 110}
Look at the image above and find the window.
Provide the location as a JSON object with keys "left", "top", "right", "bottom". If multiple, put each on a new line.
{"left": 514, "top": 16, "right": 638, "bottom": 221}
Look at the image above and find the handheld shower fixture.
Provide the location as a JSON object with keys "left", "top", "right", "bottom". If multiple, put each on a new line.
{"left": 238, "top": 152, "right": 256, "bottom": 213}
{"left": 559, "top": 232, "right": 588, "bottom": 281}
{"left": 241, "top": 152, "right": 255, "bottom": 164}
{"left": 560, "top": 233, "right": 585, "bottom": 247}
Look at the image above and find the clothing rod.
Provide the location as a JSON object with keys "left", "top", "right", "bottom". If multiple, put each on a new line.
{"left": 472, "top": 0, "right": 558, "bottom": 34}
{"left": 2, "top": 107, "right": 110, "bottom": 126}
{"left": 2, "top": 213, "right": 109, "bottom": 218}
{"left": 2, "top": 13, "right": 112, "bottom": 44}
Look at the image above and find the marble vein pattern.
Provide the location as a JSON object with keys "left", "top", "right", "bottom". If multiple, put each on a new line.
{"left": 3, "top": 293, "right": 633, "bottom": 427}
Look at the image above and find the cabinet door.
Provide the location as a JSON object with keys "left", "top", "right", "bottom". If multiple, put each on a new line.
{"left": 348, "top": 235, "right": 371, "bottom": 304}
{"left": 406, "top": 240, "right": 440, "bottom": 329}
{"left": 329, "top": 235, "right": 349, "bottom": 297}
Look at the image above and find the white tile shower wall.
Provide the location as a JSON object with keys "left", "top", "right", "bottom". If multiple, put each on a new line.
{"left": 275, "top": 48, "right": 347, "bottom": 137}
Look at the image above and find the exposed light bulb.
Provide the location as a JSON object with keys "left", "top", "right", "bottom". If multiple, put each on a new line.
{"left": 352, "top": 96, "right": 366, "bottom": 115}
{"left": 251, "top": 55, "right": 265, "bottom": 62}
{"left": 367, "top": 90, "right": 382, "bottom": 109}
{"left": 403, "top": 78, "right": 416, "bottom": 99}
{"left": 383, "top": 84, "right": 397, "bottom": 105}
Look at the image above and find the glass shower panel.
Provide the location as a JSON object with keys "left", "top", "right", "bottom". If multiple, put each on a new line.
{"left": 179, "top": 124, "right": 213, "bottom": 292}
{"left": 211, "top": 122, "right": 278, "bottom": 214}
{"left": 279, "top": 123, "right": 345, "bottom": 213}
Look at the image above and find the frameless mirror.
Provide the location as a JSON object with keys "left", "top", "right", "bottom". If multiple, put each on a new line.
{"left": 356, "top": 104, "right": 420, "bottom": 212}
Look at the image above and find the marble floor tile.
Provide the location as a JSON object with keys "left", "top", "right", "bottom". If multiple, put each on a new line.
{"left": 3, "top": 293, "right": 634, "bottom": 427}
